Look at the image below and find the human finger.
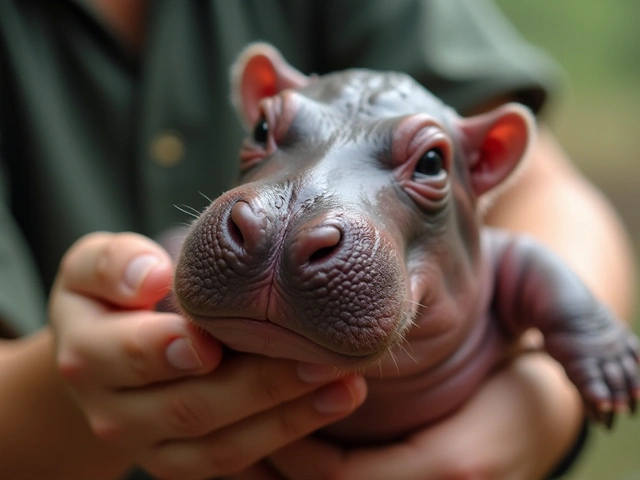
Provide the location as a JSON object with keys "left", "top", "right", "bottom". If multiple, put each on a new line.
{"left": 88, "top": 357, "right": 362, "bottom": 447}
{"left": 55, "top": 231, "right": 174, "bottom": 309}
{"left": 139, "top": 375, "right": 367, "bottom": 480}
{"left": 56, "top": 309, "right": 222, "bottom": 390}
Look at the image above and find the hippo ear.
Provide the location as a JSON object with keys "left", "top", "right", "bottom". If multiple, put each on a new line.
{"left": 231, "top": 43, "right": 309, "bottom": 129}
{"left": 456, "top": 103, "right": 535, "bottom": 197}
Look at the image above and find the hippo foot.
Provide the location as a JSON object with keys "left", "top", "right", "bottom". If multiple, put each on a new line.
{"left": 545, "top": 312, "right": 640, "bottom": 429}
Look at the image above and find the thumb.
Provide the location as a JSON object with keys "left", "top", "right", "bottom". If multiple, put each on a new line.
{"left": 56, "top": 232, "right": 175, "bottom": 310}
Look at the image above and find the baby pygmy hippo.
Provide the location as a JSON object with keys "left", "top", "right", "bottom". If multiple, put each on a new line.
{"left": 174, "top": 43, "right": 640, "bottom": 444}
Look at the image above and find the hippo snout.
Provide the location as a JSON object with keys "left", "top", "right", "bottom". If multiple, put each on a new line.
{"left": 174, "top": 189, "right": 410, "bottom": 365}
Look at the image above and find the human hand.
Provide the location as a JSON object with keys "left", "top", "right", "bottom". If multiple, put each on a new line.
{"left": 230, "top": 352, "right": 584, "bottom": 480}
{"left": 49, "top": 232, "right": 367, "bottom": 479}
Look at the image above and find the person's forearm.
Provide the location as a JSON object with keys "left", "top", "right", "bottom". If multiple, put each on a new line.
{"left": 0, "top": 327, "right": 132, "bottom": 480}
{"left": 485, "top": 126, "right": 637, "bottom": 321}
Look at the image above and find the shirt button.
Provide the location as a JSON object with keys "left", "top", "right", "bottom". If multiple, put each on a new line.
{"left": 150, "top": 130, "right": 185, "bottom": 167}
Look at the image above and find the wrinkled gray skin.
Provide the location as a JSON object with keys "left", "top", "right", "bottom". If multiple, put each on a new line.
{"left": 174, "top": 44, "right": 640, "bottom": 444}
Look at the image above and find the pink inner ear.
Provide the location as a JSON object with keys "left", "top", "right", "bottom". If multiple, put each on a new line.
{"left": 485, "top": 117, "right": 529, "bottom": 160}
{"left": 461, "top": 106, "right": 533, "bottom": 197}
{"left": 235, "top": 45, "right": 310, "bottom": 128}
{"left": 241, "top": 56, "right": 278, "bottom": 126}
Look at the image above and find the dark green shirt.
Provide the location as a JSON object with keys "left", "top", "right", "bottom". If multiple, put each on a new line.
{"left": 0, "top": 0, "right": 558, "bottom": 333}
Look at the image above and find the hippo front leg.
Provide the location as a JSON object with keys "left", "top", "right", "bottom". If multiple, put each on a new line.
{"left": 487, "top": 229, "right": 640, "bottom": 428}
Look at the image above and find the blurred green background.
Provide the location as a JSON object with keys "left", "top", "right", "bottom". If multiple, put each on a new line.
{"left": 495, "top": 2, "right": 640, "bottom": 479}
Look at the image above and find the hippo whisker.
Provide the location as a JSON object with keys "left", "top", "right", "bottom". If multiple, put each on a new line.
{"left": 407, "top": 300, "right": 428, "bottom": 310}
{"left": 334, "top": 364, "right": 367, "bottom": 377}
{"left": 397, "top": 338, "right": 418, "bottom": 365}
{"left": 198, "top": 191, "right": 214, "bottom": 204}
{"left": 174, "top": 204, "right": 201, "bottom": 219}
{"left": 388, "top": 349, "right": 400, "bottom": 376}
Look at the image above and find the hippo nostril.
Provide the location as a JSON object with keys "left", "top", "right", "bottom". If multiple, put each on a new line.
{"left": 228, "top": 201, "right": 263, "bottom": 251}
{"left": 297, "top": 225, "right": 342, "bottom": 265}
{"left": 227, "top": 212, "right": 244, "bottom": 246}
{"left": 309, "top": 245, "right": 337, "bottom": 263}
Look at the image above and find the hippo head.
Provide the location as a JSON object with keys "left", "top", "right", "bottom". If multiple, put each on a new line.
{"left": 174, "top": 44, "right": 534, "bottom": 372}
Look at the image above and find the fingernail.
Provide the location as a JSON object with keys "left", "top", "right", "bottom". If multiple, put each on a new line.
{"left": 313, "top": 378, "right": 364, "bottom": 414}
{"left": 297, "top": 362, "right": 338, "bottom": 383}
{"left": 166, "top": 337, "right": 203, "bottom": 370}
{"left": 124, "top": 254, "right": 161, "bottom": 293}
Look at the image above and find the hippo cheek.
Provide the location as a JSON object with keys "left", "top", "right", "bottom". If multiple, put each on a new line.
{"left": 272, "top": 215, "right": 411, "bottom": 359}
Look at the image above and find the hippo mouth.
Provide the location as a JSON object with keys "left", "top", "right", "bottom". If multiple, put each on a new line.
{"left": 183, "top": 310, "right": 396, "bottom": 368}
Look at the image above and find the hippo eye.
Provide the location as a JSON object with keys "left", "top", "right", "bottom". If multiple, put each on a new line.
{"left": 414, "top": 148, "right": 444, "bottom": 176}
{"left": 252, "top": 117, "right": 269, "bottom": 144}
